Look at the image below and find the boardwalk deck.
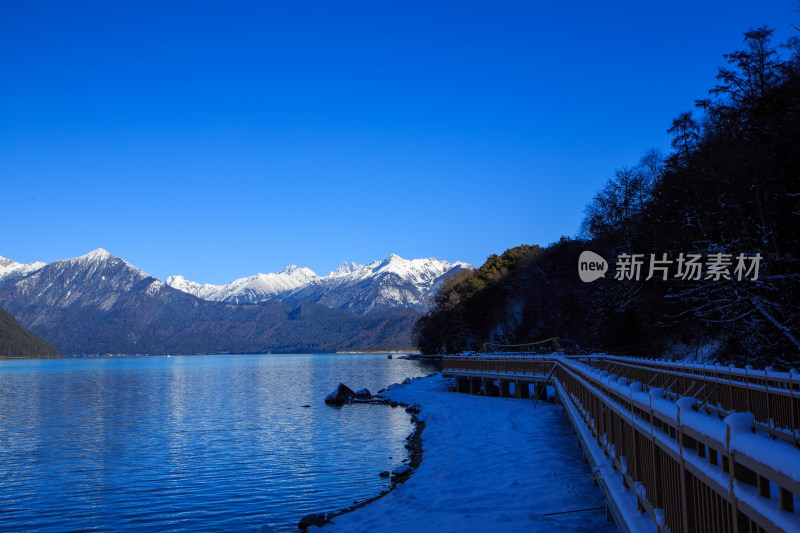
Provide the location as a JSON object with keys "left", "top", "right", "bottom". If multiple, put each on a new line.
{"left": 443, "top": 354, "right": 800, "bottom": 533}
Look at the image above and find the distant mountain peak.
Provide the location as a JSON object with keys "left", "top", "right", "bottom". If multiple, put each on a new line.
{"left": 334, "top": 261, "right": 362, "bottom": 276}
{"left": 280, "top": 265, "right": 317, "bottom": 278}
{"left": 0, "top": 255, "right": 47, "bottom": 281}
{"left": 78, "top": 248, "right": 113, "bottom": 262}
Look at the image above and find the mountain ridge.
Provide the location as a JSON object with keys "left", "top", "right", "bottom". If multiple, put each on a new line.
{"left": 165, "top": 254, "right": 473, "bottom": 313}
{"left": 0, "top": 249, "right": 469, "bottom": 355}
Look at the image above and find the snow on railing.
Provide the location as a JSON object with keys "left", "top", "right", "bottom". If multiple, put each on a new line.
{"left": 599, "top": 355, "right": 800, "bottom": 446}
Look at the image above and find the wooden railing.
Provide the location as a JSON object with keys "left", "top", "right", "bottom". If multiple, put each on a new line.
{"left": 441, "top": 354, "right": 562, "bottom": 377}
{"left": 442, "top": 354, "right": 800, "bottom": 533}
{"left": 596, "top": 356, "right": 800, "bottom": 447}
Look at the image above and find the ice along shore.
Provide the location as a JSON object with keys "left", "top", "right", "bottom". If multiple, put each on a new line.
{"left": 313, "top": 374, "right": 618, "bottom": 533}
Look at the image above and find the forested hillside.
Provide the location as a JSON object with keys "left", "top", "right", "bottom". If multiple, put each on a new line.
{"left": 414, "top": 28, "right": 800, "bottom": 368}
{"left": 0, "top": 305, "right": 60, "bottom": 358}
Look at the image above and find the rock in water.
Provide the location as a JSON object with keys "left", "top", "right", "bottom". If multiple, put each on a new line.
{"left": 391, "top": 464, "right": 413, "bottom": 481}
{"left": 402, "top": 377, "right": 412, "bottom": 385}
{"left": 324, "top": 383, "right": 356, "bottom": 405}
{"left": 392, "top": 464, "right": 413, "bottom": 476}
{"left": 354, "top": 387, "right": 372, "bottom": 399}
{"left": 298, "top": 513, "right": 327, "bottom": 530}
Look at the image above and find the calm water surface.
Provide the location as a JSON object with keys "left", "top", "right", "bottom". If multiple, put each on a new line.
{"left": 0, "top": 353, "right": 436, "bottom": 532}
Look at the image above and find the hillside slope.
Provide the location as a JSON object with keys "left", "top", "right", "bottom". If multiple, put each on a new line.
{"left": 0, "top": 305, "right": 60, "bottom": 358}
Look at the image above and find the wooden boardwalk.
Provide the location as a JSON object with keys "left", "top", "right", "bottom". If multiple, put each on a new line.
{"left": 443, "top": 354, "right": 800, "bottom": 533}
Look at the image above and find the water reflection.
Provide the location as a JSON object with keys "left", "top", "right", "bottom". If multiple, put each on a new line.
{"left": 0, "top": 354, "right": 434, "bottom": 532}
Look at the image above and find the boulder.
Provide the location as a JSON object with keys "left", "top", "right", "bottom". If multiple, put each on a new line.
{"left": 405, "top": 402, "right": 421, "bottom": 414}
{"left": 402, "top": 377, "right": 413, "bottom": 385}
{"left": 298, "top": 513, "right": 327, "bottom": 530}
{"left": 379, "top": 471, "right": 391, "bottom": 477}
{"left": 354, "top": 388, "right": 372, "bottom": 399}
{"left": 391, "top": 464, "right": 413, "bottom": 481}
{"left": 324, "top": 383, "right": 356, "bottom": 405}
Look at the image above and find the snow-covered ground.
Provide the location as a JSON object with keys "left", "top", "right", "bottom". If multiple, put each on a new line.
{"left": 320, "top": 375, "right": 618, "bottom": 533}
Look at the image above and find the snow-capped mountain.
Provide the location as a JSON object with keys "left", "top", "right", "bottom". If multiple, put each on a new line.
{"left": 166, "top": 265, "right": 319, "bottom": 304}
{"left": 0, "top": 248, "right": 189, "bottom": 354}
{"left": 165, "top": 254, "right": 474, "bottom": 313}
{"left": 0, "top": 255, "right": 46, "bottom": 283}
{"left": 0, "top": 248, "right": 164, "bottom": 315}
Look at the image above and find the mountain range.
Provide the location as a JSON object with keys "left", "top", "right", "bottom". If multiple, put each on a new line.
{"left": 0, "top": 249, "right": 472, "bottom": 356}
{"left": 166, "top": 254, "right": 472, "bottom": 313}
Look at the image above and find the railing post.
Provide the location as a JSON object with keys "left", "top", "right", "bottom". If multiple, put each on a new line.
{"left": 677, "top": 398, "right": 691, "bottom": 533}
{"left": 724, "top": 413, "right": 755, "bottom": 533}
{"left": 713, "top": 363, "right": 721, "bottom": 418}
{"left": 726, "top": 422, "right": 739, "bottom": 533}
{"left": 764, "top": 368, "right": 773, "bottom": 439}
{"left": 629, "top": 382, "right": 640, "bottom": 494}
{"left": 649, "top": 387, "right": 663, "bottom": 510}
{"left": 791, "top": 369, "right": 799, "bottom": 448}
{"left": 728, "top": 366, "right": 735, "bottom": 414}
{"left": 744, "top": 365, "right": 752, "bottom": 414}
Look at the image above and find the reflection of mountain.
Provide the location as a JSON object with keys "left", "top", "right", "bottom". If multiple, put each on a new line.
{"left": 0, "top": 249, "right": 420, "bottom": 355}
{"left": 167, "top": 254, "right": 473, "bottom": 313}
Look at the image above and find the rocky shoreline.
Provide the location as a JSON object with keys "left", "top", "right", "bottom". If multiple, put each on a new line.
{"left": 296, "top": 378, "right": 431, "bottom": 532}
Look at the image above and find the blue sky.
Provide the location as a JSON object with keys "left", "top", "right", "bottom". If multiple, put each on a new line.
{"left": 1, "top": 1, "right": 797, "bottom": 283}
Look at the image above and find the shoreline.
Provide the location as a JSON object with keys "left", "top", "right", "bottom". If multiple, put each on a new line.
{"left": 298, "top": 392, "right": 427, "bottom": 532}
{"left": 0, "top": 351, "right": 417, "bottom": 359}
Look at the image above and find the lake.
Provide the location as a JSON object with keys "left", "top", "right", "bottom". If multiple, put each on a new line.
{"left": 0, "top": 353, "right": 437, "bottom": 532}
